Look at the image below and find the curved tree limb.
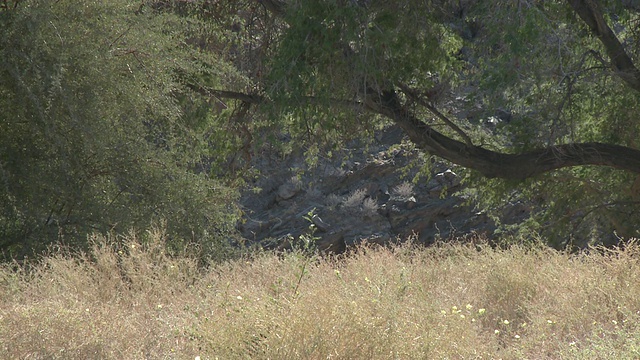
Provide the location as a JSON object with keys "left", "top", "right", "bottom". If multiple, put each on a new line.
{"left": 256, "top": 0, "right": 286, "bottom": 16}
{"left": 366, "top": 89, "right": 640, "bottom": 179}
{"left": 209, "top": 88, "right": 640, "bottom": 179}
{"left": 567, "top": 0, "right": 640, "bottom": 91}
{"left": 216, "top": 1, "right": 640, "bottom": 180}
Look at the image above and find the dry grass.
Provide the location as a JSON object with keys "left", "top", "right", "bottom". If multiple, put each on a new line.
{"left": 3, "top": 230, "right": 640, "bottom": 359}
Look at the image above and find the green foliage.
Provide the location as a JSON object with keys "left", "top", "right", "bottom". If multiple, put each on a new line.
{"left": 3, "top": 0, "right": 640, "bottom": 255}
{"left": 0, "top": 0, "right": 242, "bottom": 259}
{"left": 449, "top": 1, "right": 640, "bottom": 245}
{"left": 263, "top": 1, "right": 455, "bottom": 152}
{"left": 250, "top": 1, "right": 640, "bottom": 246}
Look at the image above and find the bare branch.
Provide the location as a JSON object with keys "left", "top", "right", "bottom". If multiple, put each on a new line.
{"left": 255, "top": 0, "right": 286, "bottom": 16}
{"left": 197, "top": 86, "right": 364, "bottom": 112}
{"left": 567, "top": 0, "right": 640, "bottom": 91}
{"left": 397, "top": 82, "right": 473, "bottom": 147}
{"left": 211, "top": 88, "right": 640, "bottom": 179}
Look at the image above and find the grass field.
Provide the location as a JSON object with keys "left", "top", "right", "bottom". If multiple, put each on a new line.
{"left": 2, "top": 229, "right": 640, "bottom": 359}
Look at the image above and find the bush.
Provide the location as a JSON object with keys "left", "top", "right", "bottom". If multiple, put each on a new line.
{"left": 0, "top": 0, "right": 242, "bottom": 260}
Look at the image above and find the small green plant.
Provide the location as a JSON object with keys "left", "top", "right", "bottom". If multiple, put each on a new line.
{"left": 290, "top": 208, "right": 322, "bottom": 297}
{"left": 290, "top": 208, "right": 320, "bottom": 256}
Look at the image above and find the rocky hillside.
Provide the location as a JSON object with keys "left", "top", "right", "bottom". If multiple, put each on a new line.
{"left": 238, "top": 125, "right": 530, "bottom": 253}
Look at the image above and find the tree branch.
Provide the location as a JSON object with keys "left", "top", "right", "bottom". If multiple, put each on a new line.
{"left": 567, "top": 0, "right": 640, "bottom": 91}
{"left": 397, "top": 82, "right": 474, "bottom": 147}
{"left": 256, "top": 0, "right": 286, "bottom": 17}
{"left": 212, "top": 2, "right": 640, "bottom": 180}
{"left": 189, "top": 85, "right": 263, "bottom": 104}
{"left": 212, "top": 88, "right": 640, "bottom": 179}
{"left": 192, "top": 85, "right": 363, "bottom": 111}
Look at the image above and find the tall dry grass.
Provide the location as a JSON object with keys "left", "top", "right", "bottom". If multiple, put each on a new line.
{"left": 2, "top": 230, "right": 640, "bottom": 359}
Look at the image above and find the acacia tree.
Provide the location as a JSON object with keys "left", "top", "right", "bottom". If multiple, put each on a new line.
{"left": 200, "top": 0, "right": 640, "bottom": 246}
{"left": 0, "top": 0, "right": 244, "bottom": 259}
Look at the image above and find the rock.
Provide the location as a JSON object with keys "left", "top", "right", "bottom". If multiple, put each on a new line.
{"left": 495, "top": 108, "right": 512, "bottom": 123}
{"left": 435, "top": 169, "right": 460, "bottom": 187}
{"left": 429, "top": 169, "right": 461, "bottom": 196}
{"left": 276, "top": 182, "right": 299, "bottom": 201}
{"left": 502, "top": 202, "right": 531, "bottom": 224}
{"left": 238, "top": 125, "right": 503, "bottom": 253}
{"left": 464, "top": 212, "right": 491, "bottom": 228}
{"left": 346, "top": 232, "right": 389, "bottom": 247}
{"left": 405, "top": 196, "right": 418, "bottom": 210}
{"left": 316, "top": 230, "right": 346, "bottom": 253}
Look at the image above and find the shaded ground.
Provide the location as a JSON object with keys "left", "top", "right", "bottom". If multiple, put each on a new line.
{"left": 238, "top": 125, "right": 530, "bottom": 252}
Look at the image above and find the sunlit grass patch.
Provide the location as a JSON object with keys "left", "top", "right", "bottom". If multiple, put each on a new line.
{"left": 2, "top": 232, "right": 640, "bottom": 358}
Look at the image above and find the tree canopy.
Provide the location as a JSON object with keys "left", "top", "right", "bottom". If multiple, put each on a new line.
{"left": 2, "top": 0, "right": 640, "bottom": 255}
{"left": 207, "top": 0, "right": 640, "bottom": 246}
{"left": 0, "top": 0, "right": 243, "bottom": 259}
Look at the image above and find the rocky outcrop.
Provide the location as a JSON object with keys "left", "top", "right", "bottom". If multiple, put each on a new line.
{"left": 238, "top": 125, "right": 527, "bottom": 253}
